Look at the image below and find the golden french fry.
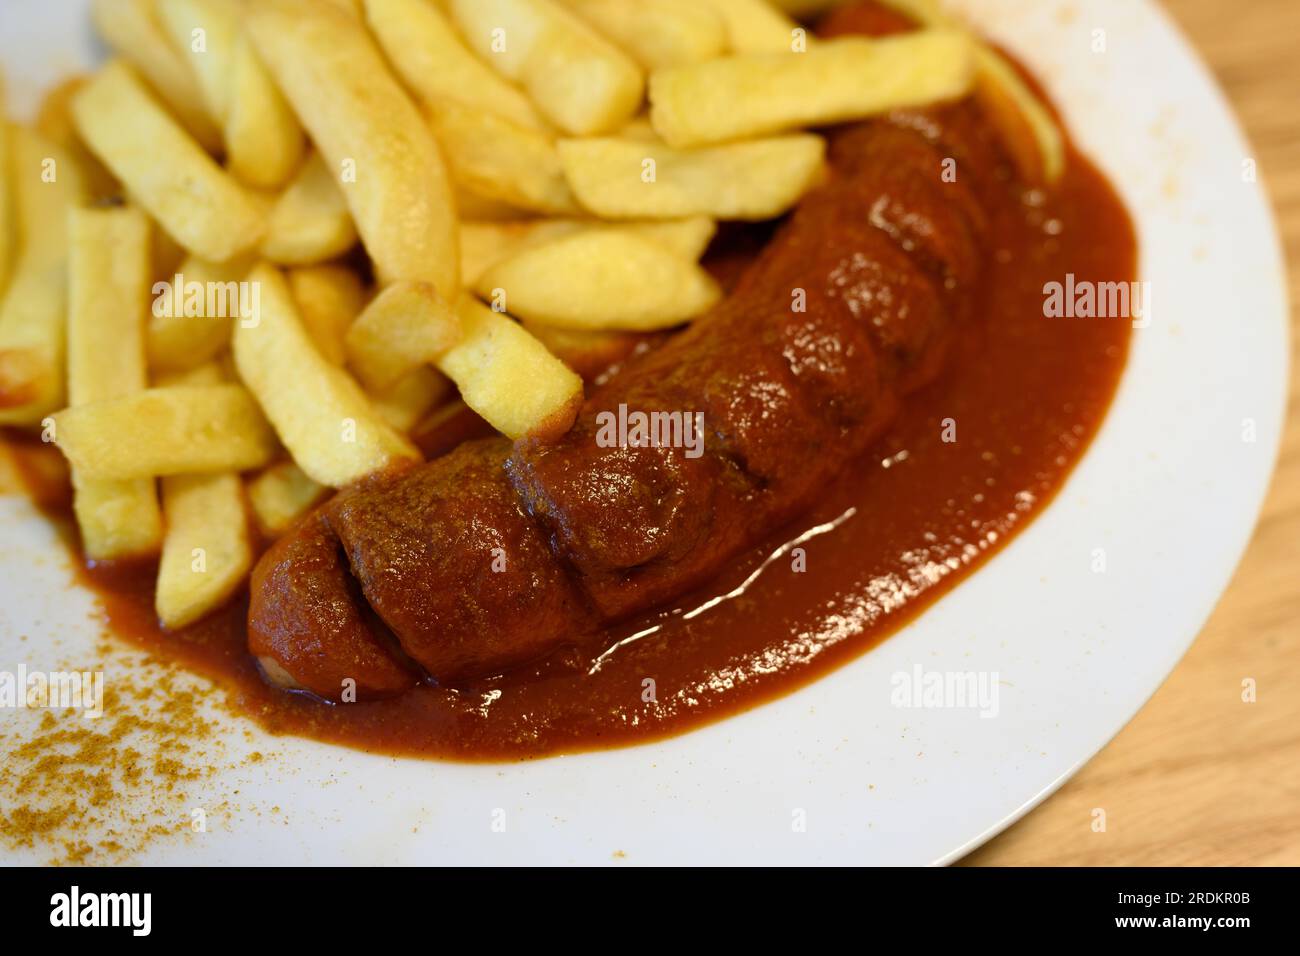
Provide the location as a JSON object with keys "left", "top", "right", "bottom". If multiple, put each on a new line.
{"left": 32, "top": 77, "right": 120, "bottom": 201}
{"left": 0, "top": 272, "right": 66, "bottom": 418}
{"left": 437, "top": 295, "right": 582, "bottom": 441}
{"left": 72, "top": 62, "right": 267, "bottom": 262}
{"left": 52, "top": 384, "right": 278, "bottom": 480}
{"left": 363, "top": 0, "right": 546, "bottom": 131}
{"left": 429, "top": 100, "right": 578, "bottom": 215}
{"left": 0, "top": 127, "right": 88, "bottom": 424}
{"left": 345, "top": 281, "right": 461, "bottom": 392}
{"left": 247, "top": 460, "right": 328, "bottom": 537}
{"left": 0, "top": 114, "right": 10, "bottom": 299}
{"left": 649, "top": 32, "right": 976, "bottom": 147}
{"left": 66, "top": 206, "right": 163, "bottom": 560}
{"left": 157, "top": 0, "right": 305, "bottom": 189}
{"left": 617, "top": 114, "right": 662, "bottom": 142}
{"left": 622, "top": 218, "right": 717, "bottom": 260}
{"left": 155, "top": 0, "right": 239, "bottom": 120}
{"left": 8, "top": 135, "right": 86, "bottom": 272}
{"left": 233, "top": 264, "right": 419, "bottom": 487}
{"left": 258, "top": 156, "right": 356, "bottom": 266}
{"left": 462, "top": 222, "right": 543, "bottom": 289}
{"left": 453, "top": 188, "right": 531, "bottom": 223}
{"left": 558, "top": 134, "right": 825, "bottom": 220}
{"left": 369, "top": 365, "right": 452, "bottom": 433}
{"left": 768, "top": 0, "right": 846, "bottom": 14}
{"left": 448, "top": 0, "right": 644, "bottom": 136}
{"left": 479, "top": 230, "right": 720, "bottom": 331}
{"left": 524, "top": 322, "right": 646, "bottom": 375}
{"left": 146, "top": 255, "right": 251, "bottom": 375}
{"left": 68, "top": 208, "right": 153, "bottom": 407}
{"left": 971, "top": 46, "right": 1065, "bottom": 184}
{"left": 226, "top": 33, "right": 306, "bottom": 189}
{"left": 700, "top": 0, "right": 805, "bottom": 53}
{"left": 876, "top": 0, "right": 1064, "bottom": 183}
{"left": 153, "top": 358, "right": 228, "bottom": 388}
{"left": 156, "top": 472, "right": 251, "bottom": 628}
{"left": 559, "top": 0, "right": 728, "bottom": 69}
{"left": 288, "top": 264, "right": 365, "bottom": 366}
{"left": 90, "top": 0, "right": 222, "bottom": 151}
{"left": 247, "top": 0, "right": 459, "bottom": 296}
{"left": 320, "top": 0, "right": 364, "bottom": 15}
{"left": 260, "top": 152, "right": 358, "bottom": 266}
{"left": 150, "top": 219, "right": 187, "bottom": 285}
{"left": 460, "top": 216, "right": 715, "bottom": 286}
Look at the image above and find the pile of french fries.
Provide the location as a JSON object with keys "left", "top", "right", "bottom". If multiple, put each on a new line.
{"left": 0, "top": 0, "right": 1063, "bottom": 629}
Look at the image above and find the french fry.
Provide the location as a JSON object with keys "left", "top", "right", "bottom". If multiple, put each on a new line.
{"left": 461, "top": 223, "right": 536, "bottom": 288}
{"left": 558, "top": 134, "right": 825, "bottom": 220}
{"left": 156, "top": 472, "right": 251, "bottom": 628}
{"left": 448, "top": 0, "right": 644, "bottom": 136}
{"left": 0, "top": 272, "right": 67, "bottom": 419}
{"left": 320, "top": 0, "right": 364, "bottom": 16}
{"left": 478, "top": 230, "right": 720, "bottom": 331}
{"left": 154, "top": 0, "right": 239, "bottom": 121}
{"left": 876, "top": 0, "right": 1065, "bottom": 184}
{"left": 460, "top": 216, "right": 715, "bottom": 286}
{"left": 146, "top": 254, "right": 251, "bottom": 375}
{"left": 558, "top": 0, "right": 728, "bottom": 69}
{"left": 150, "top": 220, "right": 187, "bottom": 286}
{"left": 226, "top": 33, "right": 306, "bottom": 189}
{"left": 769, "top": 0, "right": 846, "bottom": 14}
{"left": 247, "top": 460, "right": 328, "bottom": 537}
{"left": 32, "top": 77, "right": 119, "bottom": 201}
{"left": 153, "top": 358, "right": 228, "bottom": 388}
{"left": 247, "top": 0, "right": 459, "bottom": 297}
{"left": 233, "top": 264, "right": 419, "bottom": 487}
{"left": 52, "top": 384, "right": 277, "bottom": 480}
{"left": 524, "top": 322, "right": 649, "bottom": 377}
{"left": 66, "top": 206, "right": 163, "bottom": 560}
{"left": 72, "top": 62, "right": 267, "bottom": 262}
{"left": 288, "top": 264, "right": 365, "bottom": 366}
{"left": 0, "top": 127, "right": 88, "bottom": 425}
{"left": 90, "top": 0, "right": 222, "bottom": 152}
{"left": 260, "top": 152, "right": 358, "bottom": 266}
{"left": 453, "top": 189, "right": 531, "bottom": 223}
{"left": 428, "top": 101, "right": 579, "bottom": 215}
{"left": 369, "top": 365, "right": 452, "bottom": 433}
{"left": 437, "top": 295, "right": 583, "bottom": 440}
{"left": 618, "top": 114, "right": 662, "bottom": 142}
{"left": 650, "top": 32, "right": 975, "bottom": 147}
{"left": 970, "top": 46, "right": 1065, "bottom": 184}
{"left": 0, "top": 112, "right": 10, "bottom": 299}
{"left": 700, "top": 0, "right": 805, "bottom": 53}
{"left": 345, "top": 281, "right": 461, "bottom": 391}
{"left": 363, "top": 0, "right": 547, "bottom": 131}
{"left": 157, "top": 0, "right": 306, "bottom": 189}
{"left": 621, "top": 218, "right": 717, "bottom": 260}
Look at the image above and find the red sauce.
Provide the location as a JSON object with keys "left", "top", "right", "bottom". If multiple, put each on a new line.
{"left": 1, "top": 6, "right": 1136, "bottom": 761}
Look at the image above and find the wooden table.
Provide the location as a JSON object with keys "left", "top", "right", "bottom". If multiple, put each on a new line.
{"left": 963, "top": 0, "right": 1300, "bottom": 866}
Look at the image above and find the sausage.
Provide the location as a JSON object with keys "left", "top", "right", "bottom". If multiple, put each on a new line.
{"left": 248, "top": 506, "right": 420, "bottom": 699}
{"left": 248, "top": 108, "right": 1006, "bottom": 700}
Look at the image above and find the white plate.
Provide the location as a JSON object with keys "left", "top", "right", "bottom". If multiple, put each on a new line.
{"left": 0, "top": 0, "right": 1288, "bottom": 865}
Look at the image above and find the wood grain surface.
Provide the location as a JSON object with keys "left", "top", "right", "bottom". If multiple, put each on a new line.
{"left": 963, "top": 0, "right": 1299, "bottom": 866}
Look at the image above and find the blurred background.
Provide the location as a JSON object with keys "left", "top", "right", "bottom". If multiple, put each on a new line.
{"left": 965, "top": 0, "right": 1298, "bottom": 865}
